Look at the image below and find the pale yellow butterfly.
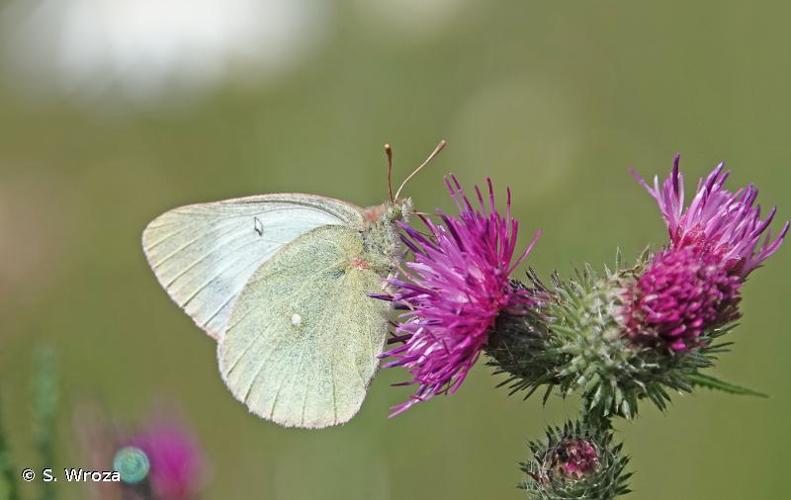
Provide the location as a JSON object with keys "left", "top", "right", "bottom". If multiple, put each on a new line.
{"left": 142, "top": 142, "right": 445, "bottom": 428}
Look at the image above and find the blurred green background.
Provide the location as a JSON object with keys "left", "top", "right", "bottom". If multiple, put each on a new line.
{"left": 1, "top": 1, "right": 789, "bottom": 499}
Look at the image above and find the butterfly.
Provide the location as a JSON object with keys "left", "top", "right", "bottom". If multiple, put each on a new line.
{"left": 141, "top": 141, "right": 445, "bottom": 428}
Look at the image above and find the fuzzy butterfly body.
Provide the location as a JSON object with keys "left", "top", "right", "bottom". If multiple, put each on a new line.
{"left": 143, "top": 193, "right": 412, "bottom": 428}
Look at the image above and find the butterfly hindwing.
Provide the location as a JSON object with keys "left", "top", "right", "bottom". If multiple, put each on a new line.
{"left": 217, "top": 224, "right": 390, "bottom": 428}
{"left": 142, "top": 194, "right": 364, "bottom": 339}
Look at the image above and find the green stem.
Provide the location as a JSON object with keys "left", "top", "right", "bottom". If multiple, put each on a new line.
{"left": 581, "top": 395, "right": 613, "bottom": 431}
{"left": 33, "top": 346, "right": 58, "bottom": 500}
{"left": 0, "top": 392, "right": 19, "bottom": 500}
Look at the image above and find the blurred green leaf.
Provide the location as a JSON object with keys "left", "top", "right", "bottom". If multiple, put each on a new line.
{"left": 0, "top": 393, "right": 18, "bottom": 500}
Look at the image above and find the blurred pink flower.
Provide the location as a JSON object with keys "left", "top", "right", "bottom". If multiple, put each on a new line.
{"left": 126, "top": 421, "right": 205, "bottom": 500}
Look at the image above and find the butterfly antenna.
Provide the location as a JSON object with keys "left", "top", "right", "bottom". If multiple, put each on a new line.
{"left": 385, "top": 143, "right": 395, "bottom": 203}
{"left": 394, "top": 139, "right": 447, "bottom": 201}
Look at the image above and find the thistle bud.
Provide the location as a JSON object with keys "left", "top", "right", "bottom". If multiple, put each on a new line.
{"left": 521, "top": 420, "right": 630, "bottom": 499}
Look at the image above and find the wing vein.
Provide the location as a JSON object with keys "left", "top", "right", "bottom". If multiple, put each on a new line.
{"left": 150, "top": 216, "right": 246, "bottom": 270}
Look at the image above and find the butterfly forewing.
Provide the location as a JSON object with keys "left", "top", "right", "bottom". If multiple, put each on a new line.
{"left": 218, "top": 225, "right": 390, "bottom": 428}
{"left": 142, "top": 194, "right": 364, "bottom": 340}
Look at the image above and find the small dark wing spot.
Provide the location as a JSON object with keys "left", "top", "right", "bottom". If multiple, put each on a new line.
{"left": 254, "top": 217, "right": 264, "bottom": 236}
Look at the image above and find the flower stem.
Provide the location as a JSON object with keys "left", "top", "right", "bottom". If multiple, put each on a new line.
{"left": 0, "top": 392, "right": 19, "bottom": 500}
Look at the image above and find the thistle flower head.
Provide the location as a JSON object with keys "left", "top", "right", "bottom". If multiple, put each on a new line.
{"left": 380, "top": 175, "right": 541, "bottom": 416}
{"left": 632, "top": 155, "right": 788, "bottom": 276}
{"left": 626, "top": 156, "right": 788, "bottom": 351}
{"left": 487, "top": 253, "right": 741, "bottom": 418}
{"left": 126, "top": 421, "right": 204, "bottom": 500}
{"left": 623, "top": 246, "right": 742, "bottom": 351}
{"left": 521, "top": 420, "right": 630, "bottom": 499}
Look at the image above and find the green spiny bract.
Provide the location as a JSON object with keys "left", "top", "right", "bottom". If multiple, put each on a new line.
{"left": 487, "top": 252, "right": 735, "bottom": 419}
{"left": 520, "top": 420, "right": 631, "bottom": 499}
{"left": 486, "top": 274, "right": 560, "bottom": 402}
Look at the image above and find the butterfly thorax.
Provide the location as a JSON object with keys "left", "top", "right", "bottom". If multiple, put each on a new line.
{"left": 360, "top": 198, "right": 413, "bottom": 275}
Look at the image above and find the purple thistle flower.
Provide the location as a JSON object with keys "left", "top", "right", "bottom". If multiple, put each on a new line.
{"left": 623, "top": 246, "right": 742, "bottom": 351}
{"left": 380, "top": 174, "right": 541, "bottom": 416}
{"left": 632, "top": 155, "right": 788, "bottom": 276}
{"left": 626, "top": 156, "right": 788, "bottom": 351}
{"left": 127, "top": 421, "right": 205, "bottom": 500}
